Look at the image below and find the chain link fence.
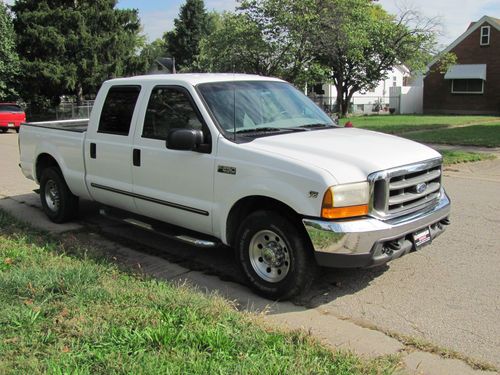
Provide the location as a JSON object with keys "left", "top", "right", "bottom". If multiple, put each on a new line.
{"left": 26, "top": 101, "right": 94, "bottom": 122}
{"left": 309, "top": 96, "right": 400, "bottom": 115}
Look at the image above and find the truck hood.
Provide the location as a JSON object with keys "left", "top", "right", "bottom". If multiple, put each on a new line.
{"left": 245, "top": 128, "right": 441, "bottom": 184}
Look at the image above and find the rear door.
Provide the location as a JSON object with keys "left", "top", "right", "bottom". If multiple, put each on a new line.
{"left": 131, "top": 85, "right": 215, "bottom": 235}
{"left": 84, "top": 85, "right": 142, "bottom": 212}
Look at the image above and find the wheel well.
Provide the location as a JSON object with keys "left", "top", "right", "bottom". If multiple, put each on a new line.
{"left": 35, "top": 153, "right": 60, "bottom": 182}
{"left": 226, "top": 196, "right": 301, "bottom": 248}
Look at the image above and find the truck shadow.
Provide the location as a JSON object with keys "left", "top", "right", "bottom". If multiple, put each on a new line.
{"left": 4, "top": 193, "right": 389, "bottom": 311}
{"left": 80, "top": 197, "right": 391, "bottom": 310}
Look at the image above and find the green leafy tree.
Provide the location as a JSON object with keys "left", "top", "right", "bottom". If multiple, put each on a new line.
{"left": 126, "top": 38, "right": 167, "bottom": 76}
{"left": 164, "top": 0, "right": 212, "bottom": 71}
{"left": 308, "top": 0, "right": 441, "bottom": 116}
{"left": 12, "top": 0, "right": 143, "bottom": 107}
{"left": 198, "top": 2, "right": 327, "bottom": 86}
{"left": 0, "top": 2, "right": 20, "bottom": 101}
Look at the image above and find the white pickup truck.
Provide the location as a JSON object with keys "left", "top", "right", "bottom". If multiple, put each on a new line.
{"left": 19, "top": 74, "right": 450, "bottom": 299}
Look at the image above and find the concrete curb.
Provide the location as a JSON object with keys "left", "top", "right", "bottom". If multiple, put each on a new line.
{"left": 0, "top": 196, "right": 496, "bottom": 375}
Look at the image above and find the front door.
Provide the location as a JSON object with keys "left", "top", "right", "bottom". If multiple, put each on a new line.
{"left": 132, "top": 85, "right": 215, "bottom": 235}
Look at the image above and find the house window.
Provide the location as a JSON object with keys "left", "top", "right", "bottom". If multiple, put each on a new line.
{"left": 451, "top": 79, "right": 484, "bottom": 94}
{"left": 480, "top": 26, "right": 490, "bottom": 46}
{"left": 392, "top": 76, "right": 397, "bottom": 87}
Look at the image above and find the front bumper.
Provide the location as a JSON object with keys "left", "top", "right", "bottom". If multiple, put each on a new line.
{"left": 303, "top": 190, "right": 451, "bottom": 268}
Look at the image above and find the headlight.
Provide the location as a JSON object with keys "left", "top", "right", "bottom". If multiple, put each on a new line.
{"left": 321, "top": 182, "right": 369, "bottom": 219}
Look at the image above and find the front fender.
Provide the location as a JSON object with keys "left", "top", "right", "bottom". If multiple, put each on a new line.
{"left": 214, "top": 175, "right": 325, "bottom": 244}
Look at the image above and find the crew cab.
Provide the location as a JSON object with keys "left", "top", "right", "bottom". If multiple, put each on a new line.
{"left": 0, "top": 103, "right": 25, "bottom": 133}
{"left": 19, "top": 74, "right": 451, "bottom": 299}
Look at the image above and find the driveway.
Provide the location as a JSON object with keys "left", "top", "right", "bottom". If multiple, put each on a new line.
{"left": 1, "top": 132, "right": 499, "bottom": 368}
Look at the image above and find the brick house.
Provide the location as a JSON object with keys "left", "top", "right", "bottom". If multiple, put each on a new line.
{"left": 424, "top": 16, "right": 500, "bottom": 115}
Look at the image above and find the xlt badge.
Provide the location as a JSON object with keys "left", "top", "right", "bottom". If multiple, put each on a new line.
{"left": 217, "top": 165, "right": 236, "bottom": 175}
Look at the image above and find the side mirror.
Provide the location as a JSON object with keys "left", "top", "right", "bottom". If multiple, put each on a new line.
{"left": 167, "top": 128, "right": 204, "bottom": 151}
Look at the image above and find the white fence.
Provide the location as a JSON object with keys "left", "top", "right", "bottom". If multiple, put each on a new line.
{"left": 389, "top": 86, "right": 423, "bottom": 114}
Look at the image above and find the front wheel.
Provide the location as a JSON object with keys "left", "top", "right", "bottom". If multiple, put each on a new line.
{"left": 40, "top": 167, "right": 79, "bottom": 223}
{"left": 235, "top": 210, "right": 317, "bottom": 300}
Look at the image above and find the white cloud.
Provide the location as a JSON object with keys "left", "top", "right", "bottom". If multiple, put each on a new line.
{"left": 378, "top": 0, "right": 500, "bottom": 47}
{"left": 139, "top": 10, "right": 177, "bottom": 41}
{"left": 206, "top": 0, "right": 238, "bottom": 12}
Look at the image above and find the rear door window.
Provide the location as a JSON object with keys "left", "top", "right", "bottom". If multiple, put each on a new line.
{"left": 98, "top": 86, "right": 141, "bottom": 136}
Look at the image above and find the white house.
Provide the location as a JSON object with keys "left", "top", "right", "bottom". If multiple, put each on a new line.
{"left": 310, "top": 65, "right": 419, "bottom": 114}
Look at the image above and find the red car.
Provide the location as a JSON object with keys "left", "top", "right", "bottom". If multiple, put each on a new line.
{"left": 0, "top": 103, "right": 26, "bottom": 133}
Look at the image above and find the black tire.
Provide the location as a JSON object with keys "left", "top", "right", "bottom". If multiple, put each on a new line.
{"left": 235, "top": 210, "right": 317, "bottom": 300}
{"left": 39, "top": 167, "right": 79, "bottom": 223}
{"left": 15, "top": 128, "right": 20, "bottom": 133}
{"left": 0, "top": 128, "right": 7, "bottom": 133}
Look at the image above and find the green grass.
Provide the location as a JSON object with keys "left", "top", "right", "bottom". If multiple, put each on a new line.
{"left": 339, "top": 115, "right": 500, "bottom": 135}
{"left": 440, "top": 150, "right": 496, "bottom": 165}
{"left": 405, "top": 122, "right": 500, "bottom": 148}
{"left": 0, "top": 210, "right": 398, "bottom": 375}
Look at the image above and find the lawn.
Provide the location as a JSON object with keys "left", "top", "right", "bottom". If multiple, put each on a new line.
{"left": 406, "top": 122, "right": 500, "bottom": 148}
{"left": 339, "top": 115, "right": 500, "bottom": 135}
{"left": 440, "top": 150, "right": 496, "bottom": 165}
{"left": 0, "top": 210, "right": 398, "bottom": 375}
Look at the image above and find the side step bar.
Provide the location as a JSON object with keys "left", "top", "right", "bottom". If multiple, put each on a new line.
{"left": 99, "top": 207, "right": 220, "bottom": 248}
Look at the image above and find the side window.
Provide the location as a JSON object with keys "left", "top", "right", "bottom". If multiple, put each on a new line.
{"left": 143, "top": 87, "right": 203, "bottom": 140}
{"left": 480, "top": 26, "right": 490, "bottom": 46}
{"left": 98, "top": 86, "right": 141, "bottom": 136}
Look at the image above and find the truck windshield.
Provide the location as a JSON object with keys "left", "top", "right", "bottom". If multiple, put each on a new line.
{"left": 0, "top": 105, "right": 22, "bottom": 112}
{"left": 197, "top": 81, "right": 334, "bottom": 135}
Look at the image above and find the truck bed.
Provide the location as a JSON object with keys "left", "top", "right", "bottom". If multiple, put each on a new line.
{"left": 22, "top": 119, "right": 89, "bottom": 133}
{"left": 19, "top": 118, "right": 91, "bottom": 200}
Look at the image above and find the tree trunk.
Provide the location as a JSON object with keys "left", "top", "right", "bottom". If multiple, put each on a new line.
{"left": 76, "top": 83, "right": 84, "bottom": 107}
{"left": 342, "top": 91, "right": 354, "bottom": 118}
{"left": 335, "top": 83, "right": 345, "bottom": 117}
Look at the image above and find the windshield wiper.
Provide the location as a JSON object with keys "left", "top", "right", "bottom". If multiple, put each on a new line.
{"left": 235, "top": 127, "right": 306, "bottom": 134}
{"left": 299, "top": 123, "right": 335, "bottom": 129}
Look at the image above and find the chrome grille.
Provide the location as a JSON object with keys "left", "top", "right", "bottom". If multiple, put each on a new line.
{"left": 369, "top": 158, "right": 443, "bottom": 219}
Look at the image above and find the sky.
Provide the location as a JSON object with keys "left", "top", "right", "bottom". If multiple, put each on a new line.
{"left": 116, "top": 0, "right": 500, "bottom": 49}
{"left": 4, "top": 0, "right": 499, "bottom": 48}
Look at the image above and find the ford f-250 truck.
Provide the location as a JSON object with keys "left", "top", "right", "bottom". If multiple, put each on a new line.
{"left": 19, "top": 74, "right": 451, "bottom": 299}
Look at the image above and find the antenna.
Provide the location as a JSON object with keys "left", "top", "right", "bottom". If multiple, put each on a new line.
{"left": 233, "top": 78, "right": 236, "bottom": 142}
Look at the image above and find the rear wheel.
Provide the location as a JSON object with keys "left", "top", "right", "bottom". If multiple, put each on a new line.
{"left": 15, "top": 128, "right": 20, "bottom": 133}
{"left": 236, "top": 210, "right": 317, "bottom": 300}
{"left": 40, "top": 167, "right": 79, "bottom": 223}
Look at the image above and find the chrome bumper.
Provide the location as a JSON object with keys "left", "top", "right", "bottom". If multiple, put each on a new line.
{"left": 303, "top": 190, "right": 451, "bottom": 268}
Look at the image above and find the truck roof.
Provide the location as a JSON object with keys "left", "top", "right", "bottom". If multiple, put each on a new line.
{"left": 104, "top": 73, "right": 285, "bottom": 86}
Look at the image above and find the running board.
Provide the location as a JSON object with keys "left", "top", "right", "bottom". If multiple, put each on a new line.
{"left": 99, "top": 207, "right": 219, "bottom": 248}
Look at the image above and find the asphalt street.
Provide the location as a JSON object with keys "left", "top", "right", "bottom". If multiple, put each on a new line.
{"left": 1, "top": 131, "right": 499, "bottom": 368}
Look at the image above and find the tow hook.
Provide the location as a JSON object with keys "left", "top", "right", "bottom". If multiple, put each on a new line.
{"left": 440, "top": 218, "right": 451, "bottom": 226}
{"left": 382, "top": 240, "right": 401, "bottom": 255}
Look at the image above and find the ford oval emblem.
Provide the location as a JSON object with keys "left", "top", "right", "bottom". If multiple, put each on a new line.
{"left": 416, "top": 183, "right": 427, "bottom": 194}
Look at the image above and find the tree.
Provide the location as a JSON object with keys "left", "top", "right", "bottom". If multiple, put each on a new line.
{"left": 0, "top": 2, "right": 20, "bottom": 101}
{"left": 198, "top": 1, "right": 327, "bottom": 85}
{"left": 198, "top": 13, "right": 269, "bottom": 74}
{"left": 164, "top": 0, "right": 211, "bottom": 71}
{"left": 126, "top": 38, "right": 167, "bottom": 76}
{"left": 308, "top": 0, "right": 441, "bottom": 116}
{"left": 12, "top": 0, "right": 143, "bottom": 107}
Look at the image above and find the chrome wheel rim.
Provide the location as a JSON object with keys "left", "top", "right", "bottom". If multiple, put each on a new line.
{"left": 45, "top": 179, "right": 60, "bottom": 212}
{"left": 249, "top": 229, "right": 290, "bottom": 283}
